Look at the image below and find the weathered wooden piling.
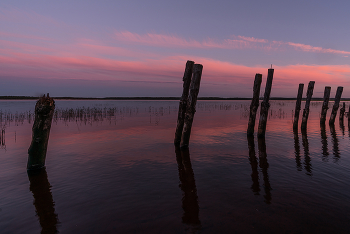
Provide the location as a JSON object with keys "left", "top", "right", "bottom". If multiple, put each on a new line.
{"left": 293, "top": 84, "right": 304, "bottom": 129}
{"left": 329, "top": 86, "right": 343, "bottom": 125}
{"left": 300, "top": 81, "right": 315, "bottom": 130}
{"left": 320, "top": 86, "right": 331, "bottom": 124}
{"left": 257, "top": 68, "right": 274, "bottom": 138}
{"left": 27, "top": 94, "right": 55, "bottom": 170}
{"left": 174, "top": 60, "right": 194, "bottom": 145}
{"left": 180, "top": 64, "right": 203, "bottom": 148}
{"left": 247, "top": 74, "right": 263, "bottom": 136}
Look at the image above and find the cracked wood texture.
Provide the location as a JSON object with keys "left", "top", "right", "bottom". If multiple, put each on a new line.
{"left": 247, "top": 73, "right": 262, "bottom": 136}
{"left": 174, "top": 60, "right": 194, "bottom": 145}
{"left": 27, "top": 94, "right": 55, "bottom": 170}
{"left": 180, "top": 64, "right": 203, "bottom": 148}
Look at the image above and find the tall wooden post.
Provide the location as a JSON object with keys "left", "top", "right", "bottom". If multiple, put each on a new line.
{"left": 174, "top": 60, "right": 194, "bottom": 145}
{"left": 27, "top": 94, "right": 55, "bottom": 170}
{"left": 180, "top": 64, "right": 203, "bottom": 148}
{"left": 293, "top": 84, "right": 304, "bottom": 129}
{"left": 320, "top": 86, "right": 331, "bottom": 124}
{"left": 300, "top": 81, "right": 315, "bottom": 130}
{"left": 257, "top": 69, "right": 274, "bottom": 138}
{"left": 247, "top": 74, "right": 262, "bottom": 136}
{"left": 329, "top": 86, "right": 343, "bottom": 125}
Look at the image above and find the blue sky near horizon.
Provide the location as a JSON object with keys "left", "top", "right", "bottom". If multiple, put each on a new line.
{"left": 0, "top": 0, "right": 350, "bottom": 97}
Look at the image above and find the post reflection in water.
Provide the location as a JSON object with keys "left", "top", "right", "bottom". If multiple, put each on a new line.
{"left": 257, "top": 137, "right": 272, "bottom": 204}
{"left": 175, "top": 146, "right": 201, "bottom": 230}
{"left": 247, "top": 136, "right": 260, "bottom": 195}
{"left": 301, "top": 129, "right": 312, "bottom": 176}
{"left": 339, "top": 118, "right": 345, "bottom": 136}
{"left": 293, "top": 129, "right": 302, "bottom": 171}
{"left": 28, "top": 169, "right": 59, "bottom": 234}
{"left": 329, "top": 124, "right": 340, "bottom": 163}
{"left": 320, "top": 123, "right": 329, "bottom": 162}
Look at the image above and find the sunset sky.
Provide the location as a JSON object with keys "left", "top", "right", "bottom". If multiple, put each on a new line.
{"left": 1, "top": 0, "right": 350, "bottom": 98}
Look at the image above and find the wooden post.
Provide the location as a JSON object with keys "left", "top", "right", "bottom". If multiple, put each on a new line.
{"left": 329, "top": 86, "right": 343, "bottom": 125}
{"left": 27, "top": 94, "right": 55, "bottom": 170}
{"left": 320, "top": 86, "right": 331, "bottom": 124}
{"left": 174, "top": 60, "right": 194, "bottom": 145}
{"left": 180, "top": 64, "right": 203, "bottom": 148}
{"left": 257, "top": 68, "right": 274, "bottom": 138}
{"left": 300, "top": 81, "right": 315, "bottom": 130}
{"left": 247, "top": 74, "right": 262, "bottom": 136}
{"left": 293, "top": 84, "right": 304, "bottom": 129}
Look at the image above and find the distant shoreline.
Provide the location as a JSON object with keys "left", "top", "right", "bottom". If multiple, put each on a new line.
{"left": 0, "top": 96, "right": 350, "bottom": 101}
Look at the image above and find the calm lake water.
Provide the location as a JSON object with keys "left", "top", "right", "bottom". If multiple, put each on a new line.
{"left": 0, "top": 100, "right": 350, "bottom": 233}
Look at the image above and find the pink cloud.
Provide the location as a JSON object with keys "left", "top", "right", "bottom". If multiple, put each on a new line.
{"left": 114, "top": 31, "right": 350, "bottom": 55}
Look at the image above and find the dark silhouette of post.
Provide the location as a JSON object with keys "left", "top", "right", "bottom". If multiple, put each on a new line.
{"left": 257, "top": 137, "right": 272, "bottom": 204}
{"left": 180, "top": 64, "right": 203, "bottom": 148}
{"left": 175, "top": 60, "right": 194, "bottom": 145}
{"left": 320, "top": 86, "right": 331, "bottom": 124}
{"left": 329, "top": 86, "right": 343, "bottom": 125}
{"left": 27, "top": 94, "right": 55, "bottom": 170}
{"left": 301, "top": 81, "right": 315, "bottom": 130}
{"left": 247, "top": 74, "right": 262, "bottom": 136}
{"left": 293, "top": 129, "right": 302, "bottom": 171}
{"left": 293, "top": 84, "right": 304, "bottom": 129}
{"left": 175, "top": 147, "right": 201, "bottom": 228}
{"left": 257, "top": 69, "right": 274, "bottom": 138}
{"left": 28, "top": 169, "right": 59, "bottom": 233}
{"left": 247, "top": 136, "right": 260, "bottom": 195}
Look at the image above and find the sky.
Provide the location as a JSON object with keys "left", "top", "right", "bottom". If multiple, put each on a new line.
{"left": 1, "top": 0, "right": 350, "bottom": 98}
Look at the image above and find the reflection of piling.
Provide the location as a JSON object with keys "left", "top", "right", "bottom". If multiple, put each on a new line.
{"left": 180, "top": 64, "right": 203, "bottom": 148}
{"left": 329, "top": 124, "right": 340, "bottom": 162}
{"left": 257, "top": 69, "right": 274, "bottom": 138}
{"left": 293, "top": 129, "right": 302, "bottom": 171}
{"left": 247, "top": 74, "right": 262, "bottom": 136}
{"left": 339, "top": 102, "right": 345, "bottom": 123}
{"left": 329, "top": 86, "right": 343, "bottom": 125}
{"left": 175, "top": 147, "right": 201, "bottom": 227}
{"left": 257, "top": 137, "right": 272, "bottom": 204}
{"left": 293, "top": 84, "right": 304, "bottom": 129}
{"left": 28, "top": 168, "right": 59, "bottom": 233}
{"left": 175, "top": 60, "right": 194, "bottom": 145}
{"left": 320, "top": 123, "right": 329, "bottom": 162}
{"left": 0, "top": 128, "right": 5, "bottom": 146}
{"left": 301, "top": 129, "right": 312, "bottom": 176}
{"left": 27, "top": 94, "right": 55, "bottom": 170}
{"left": 320, "top": 86, "right": 331, "bottom": 124}
{"left": 247, "top": 136, "right": 260, "bottom": 195}
{"left": 301, "top": 81, "right": 315, "bottom": 130}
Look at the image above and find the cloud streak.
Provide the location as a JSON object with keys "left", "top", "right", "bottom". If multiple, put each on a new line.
{"left": 115, "top": 31, "right": 350, "bottom": 55}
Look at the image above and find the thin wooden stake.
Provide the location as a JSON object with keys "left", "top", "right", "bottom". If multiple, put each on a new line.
{"left": 174, "top": 60, "right": 194, "bottom": 145}
{"left": 247, "top": 73, "right": 262, "bottom": 136}
{"left": 180, "top": 64, "right": 203, "bottom": 148}
{"left": 27, "top": 94, "right": 55, "bottom": 170}
{"left": 329, "top": 86, "right": 343, "bottom": 125}
{"left": 300, "top": 81, "right": 315, "bottom": 130}
{"left": 257, "top": 69, "right": 274, "bottom": 138}
{"left": 320, "top": 86, "right": 331, "bottom": 124}
{"left": 293, "top": 83, "right": 304, "bottom": 129}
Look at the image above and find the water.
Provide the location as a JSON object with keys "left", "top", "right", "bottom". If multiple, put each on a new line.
{"left": 0, "top": 100, "right": 350, "bottom": 233}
